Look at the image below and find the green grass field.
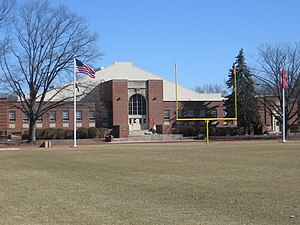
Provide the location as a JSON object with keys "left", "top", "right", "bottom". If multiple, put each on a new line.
{"left": 0, "top": 140, "right": 299, "bottom": 225}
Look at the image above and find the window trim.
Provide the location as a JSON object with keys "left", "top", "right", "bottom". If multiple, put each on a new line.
{"left": 163, "top": 110, "right": 170, "bottom": 121}
{"left": 63, "top": 111, "right": 69, "bottom": 121}
{"left": 49, "top": 111, "right": 56, "bottom": 122}
{"left": 22, "top": 112, "right": 29, "bottom": 122}
{"left": 9, "top": 111, "right": 16, "bottom": 122}
{"left": 76, "top": 111, "right": 82, "bottom": 122}
{"left": 89, "top": 111, "right": 95, "bottom": 121}
{"left": 128, "top": 94, "right": 147, "bottom": 115}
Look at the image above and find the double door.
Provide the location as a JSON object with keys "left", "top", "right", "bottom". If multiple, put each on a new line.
{"left": 129, "top": 115, "right": 147, "bottom": 130}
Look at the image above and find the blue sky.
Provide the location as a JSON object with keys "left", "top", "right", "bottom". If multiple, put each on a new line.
{"left": 55, "top": 0, "right": 299, "bottom": 89}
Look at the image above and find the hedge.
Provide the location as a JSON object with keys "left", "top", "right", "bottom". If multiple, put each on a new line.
{"left": 172, "top": 126, "right": 257, "bottom": 137}
{"left": 22, "top": 127, "right": 109, "bottom": 140}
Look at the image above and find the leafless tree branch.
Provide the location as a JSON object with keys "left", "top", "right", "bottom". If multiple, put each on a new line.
{"left": 253, "top": 43, "right": 300, "bottom": 133}
{"left": 0, "top": 0, "right": 102, "bottom": 142}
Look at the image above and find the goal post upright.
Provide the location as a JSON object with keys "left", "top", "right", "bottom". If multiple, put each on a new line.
{"left": 175, "top": 63, "right": 179, "bottom": 121}
{"left": 233, "top": 64, "right": 238, "bottom": 119}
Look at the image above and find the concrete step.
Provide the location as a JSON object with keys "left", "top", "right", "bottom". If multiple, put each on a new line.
{"left": 126, "top": 134, "right": 183, "bottom": 142}
{"left": 129, "top": 130, "right": 149, "bottom": 136}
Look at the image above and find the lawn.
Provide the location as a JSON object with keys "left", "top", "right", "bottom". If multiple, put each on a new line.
{"left": 0, "top": 140, "right": 299, "bottom": 225}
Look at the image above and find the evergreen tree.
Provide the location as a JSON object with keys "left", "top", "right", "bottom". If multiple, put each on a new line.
{"left": 226, "top": 49, "right": 260, "bottom": 134}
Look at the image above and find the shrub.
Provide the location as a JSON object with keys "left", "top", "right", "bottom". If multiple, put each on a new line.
{"left": 254, "top": 124, "right": 263, "bottom": 135}
{"left": 98, "top": 127, "right": 111, "bottom": 138}
{"left": 21, "top": 130, "right": 29, "bottom": 140}
{"left": 172, "top": 126, "right": 199, "bottom": 137}
{"left": 41, "top": 128, "right": 53, "bottom": 139}
{"left": 215, "top": 127, "right": 230, "bottom": 136}
{"left": 229, "top": 127, "right": 238, "bottom": 136}
{"left": 184, "top": 126, "right": 196, "bottom": 136}
{"left": 88, "top": 127, "right": 99, "bottom": 138}
{"left": 209, "top": 126, "right": 216, "bottom": 136}
{"left": 64, "top": 130, "right": 73, "bottom": 139}
{"left": 36, "top": 129, "right": 44, "bottom": 140}
{"left": 77, "top": 127, "right": 88, "bottom": 139}
{"left": 36, "top": 128, "right": 70, "bottom": 140}
{"left": 198, "top": 127, "right": 205, "bottom": 135}
{"left": 55, "top": 129, "right": 64, "bottom": 139}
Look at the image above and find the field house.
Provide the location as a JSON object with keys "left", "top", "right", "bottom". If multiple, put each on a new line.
{"left": 0, "top": 62, "right": 297, "bottom": 139}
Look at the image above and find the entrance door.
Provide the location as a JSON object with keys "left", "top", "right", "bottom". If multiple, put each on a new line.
{"left": 129, "top": 116, "right": 148, "bottom": 131}
{"left": 128, "top": 94, "right": 147, "bottom": 131}
{"left": 272, "top": 114, "right": 280, "bottom": 132}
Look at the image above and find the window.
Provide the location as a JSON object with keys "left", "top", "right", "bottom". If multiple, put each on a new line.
{"left": 37, "top": 115, "right": 43, "bottom": 122}
{"left": 102, "top": 110, "right": 109, "bottom": 127}
{"left": 129, "top": 94, "right": 146, "bottom": 115}
{"left": 22, "top": 113, "right": 29, "bottom": 122}
{"left": 102, "top": 110, "right": 108, "bottom": 122}
{"left": 76, "top": 111, "right": 82, "bottom": 121}
{"left": 188, "top": 110, "right": 194, "bottom": 118}
{"left": 178, "top": 110, "right": 182, "bottom": 118}
{"left": 49, "top": 111, "right": 56, "bottom": 121}
{"left": 210, "top": 109, "right": 217, "bottom": 118}
{"left": 164, "top": 110, "right": 170, "bottom": 121}
{"left": 63, "top": 111, "right": 69, "bottom": 121}
{"left": 89, "top": 111, "right": 95, "bottom": 121}
{"left": 9, "top": 111, "right": 16, "bottom": 122}
{"left": 175, "top": 110, "right": 183, "bottom": 126}
{"left": 187, "top": 110, "right": 194, "bottom": 126}
{"left": 199, "top": 109, "right": 206, "bottom": 117}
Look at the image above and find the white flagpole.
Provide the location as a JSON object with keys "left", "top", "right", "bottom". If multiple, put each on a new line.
{"left": 73, "top": 58, "right": 77, "bottom": 147}
{"left": 282, "top": 87, "right": 286, "bottom": 143}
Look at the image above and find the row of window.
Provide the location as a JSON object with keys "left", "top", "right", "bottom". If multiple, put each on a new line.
{"left": 9, "top": 111, "right": 95, "bottom": 122}
{"left": 8, "top": 108, "right": 217, "bottom": 123}
{"left": 163, "top": 109, "right": 218, "bottom": 121}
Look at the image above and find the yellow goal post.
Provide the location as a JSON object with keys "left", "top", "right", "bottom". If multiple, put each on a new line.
{"left": 174, "top": 63, "right": 237, "bottom": 146}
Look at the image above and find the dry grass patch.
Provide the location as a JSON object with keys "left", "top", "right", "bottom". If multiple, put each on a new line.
{"left": 0, "top": 140, "right": 299, "bottom": 224}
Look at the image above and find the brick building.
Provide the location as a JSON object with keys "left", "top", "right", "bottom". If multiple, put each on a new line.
{"left": 0, "top": 62, "right": 297, "bottom": 138}
{"left": 257, "top": 96, "right": 299, "bottom": 134}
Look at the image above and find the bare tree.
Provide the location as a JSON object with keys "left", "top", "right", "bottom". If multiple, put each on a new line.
{"left": 195, "top": 83, "right": 227, "bottom": 96}
{"left": 254, "top": 43, "right": 300, "bottom": 135}
{"left": 0, "top": 0, "right": 16, "bottom": 59}
{"left": 0, "top": 0, "right": 15, "bottom": 29}
{"left": 0, "top": 0, "right": 101, "bottom": 142}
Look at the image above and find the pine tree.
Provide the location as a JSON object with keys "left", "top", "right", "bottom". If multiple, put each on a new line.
{"left": 226, "top": 49, "right": 260, "bottom": 134}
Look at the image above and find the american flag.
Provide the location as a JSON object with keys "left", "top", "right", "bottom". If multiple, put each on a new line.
{"left": 75, "top": 59, "right": 96, "bottom": 78}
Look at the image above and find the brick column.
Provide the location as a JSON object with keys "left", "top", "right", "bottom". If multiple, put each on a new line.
{"left": 147, "top": 80, "right": 164, "bottom": 132}
{"left": 112, "top": 80, "right": 129, "bottom": 138}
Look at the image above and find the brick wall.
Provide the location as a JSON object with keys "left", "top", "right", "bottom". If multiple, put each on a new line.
{"left": 6, "top": 101, "right": 96, "bottom": 134}
{"left": 257, "top": 96, "right": 298, "bottom": 133}
{"left": 111, "top": 80, "right": 129, "bottom": 138}
{"left": 147, "top": 80, "right": 164, "bottom": 130}
{"left": 0, "top": 98, "right": 8, "bottom": 134}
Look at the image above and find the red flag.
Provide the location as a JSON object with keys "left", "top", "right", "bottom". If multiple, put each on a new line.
{"left": 75, "top": 59, "right": 96, "bottom": 78}
{"left": 232, "top": 64, "right": 236, "bottom": 77}
{"left": 282, "top": 65, "right": 287, "bottom": 89}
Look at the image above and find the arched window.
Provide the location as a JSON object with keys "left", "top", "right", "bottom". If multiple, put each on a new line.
{"left": 129, "top": 94, "right": 146, "bottom": 115}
